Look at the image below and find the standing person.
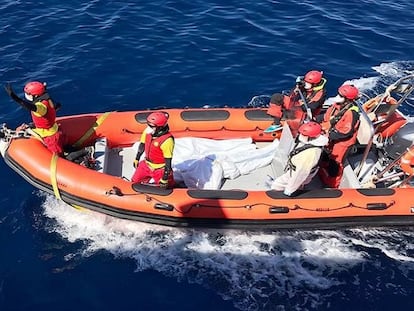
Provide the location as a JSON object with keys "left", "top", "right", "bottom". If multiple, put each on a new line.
{"left": 317, "top": 84, "right": 360, "bottom": 188}
{"left": 266, "top": 70, "right": 327, "bottom": 135}
{"left": 131, "top": 111, "right": 174, "bottom": 189}
{"left": 4, "top": 81, "right": 93, "bottom": 164}
{"left": 270, "top": 121, "right": 328, "bottom": 196}
{"left": 5, "top": 81, "right": 64, "bottom": 155}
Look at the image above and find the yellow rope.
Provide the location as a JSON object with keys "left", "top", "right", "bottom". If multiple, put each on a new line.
{"left": 50, "top": 153, "right": 61, "bottom": 200}
{"left": 71, "top": 204, "right": 86, "bottom": 211}
{"left": 72, "top": 112, "right": 111, "bottom": 148}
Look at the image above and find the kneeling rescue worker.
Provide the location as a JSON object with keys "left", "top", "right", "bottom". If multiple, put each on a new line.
{"left": 131, "top": 111, "right": 175, "bottom": 189}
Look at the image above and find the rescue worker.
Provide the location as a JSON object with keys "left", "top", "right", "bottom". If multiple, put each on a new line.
{"left": 4, "top": 81, "right": 94, "bottom": 165}
{"left": 131, "top": 111, "right": 174, "bottom": 189}
{"left": 5, "top": 81, "right": 64, "bottom": 155}
{"left": 317, "top": 84, "right": 360, "bottom": 188}
{"left": 270, "top": 121, "right": 328, "bottom": 196}
{"left": 266, "top": 70, "right": 327, "bottom": 135}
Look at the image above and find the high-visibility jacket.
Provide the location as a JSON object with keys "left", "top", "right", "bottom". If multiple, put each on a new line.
{"left": 31, "top": 96, "right": 59, "bottom": 138}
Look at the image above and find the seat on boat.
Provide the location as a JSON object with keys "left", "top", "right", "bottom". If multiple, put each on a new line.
{"left": 93, "top": 138, "right": 136, "bottom": 180}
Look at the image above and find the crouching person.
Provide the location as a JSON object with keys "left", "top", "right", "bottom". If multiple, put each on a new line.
{"left": 131, "top": 111, "right": 174, "bottom": 189}
{"left": 270, "top": 121, "right": 328, "bottom": 196}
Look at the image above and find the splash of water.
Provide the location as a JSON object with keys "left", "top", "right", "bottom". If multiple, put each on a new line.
{"left": 40, "top": 192, "right": 414, "bottom": 311}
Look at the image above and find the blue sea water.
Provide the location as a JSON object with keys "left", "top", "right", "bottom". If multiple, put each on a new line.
{"left": 1, "top": 0, "right": 414, "bottom": 310}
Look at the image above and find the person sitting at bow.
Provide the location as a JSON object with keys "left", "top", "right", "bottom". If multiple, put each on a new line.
{"left": 317, "top": 84, "right": 360, "bottom": 188}
{"left": 269, "top": 121, "right": 328, "bottom": 196}
{"left": 5, "top": 81, "right": 65, "bottom": 155}
{"left": 131, "top": 111, "right": 175, "bottom": 189}
{"left": 266, "top": 70, "right": 327, "bottom": 135}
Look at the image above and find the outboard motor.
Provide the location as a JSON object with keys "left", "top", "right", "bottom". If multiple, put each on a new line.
{"left": 383, "top": 121, "right": 414, "bottom": 159}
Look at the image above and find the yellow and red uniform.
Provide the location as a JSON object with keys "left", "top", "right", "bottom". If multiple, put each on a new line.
{"left": 31, "top": 97, "right": 64, "bottom": 155}
{"left": 5, "top": 82, "right": 64, "bottom": 155}
{"left": 131, "top": 131, "right": 175, "bottom": 186}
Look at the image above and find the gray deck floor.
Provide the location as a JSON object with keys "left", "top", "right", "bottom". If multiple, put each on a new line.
{"left": 94, "top": 139, "right": 361, "bottom": 191}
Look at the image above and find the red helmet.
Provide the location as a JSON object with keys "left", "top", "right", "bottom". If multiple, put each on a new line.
{"left": 338, "top": 84, "right": 359, "bottom": 100}
{"left": 147, "top": 111, "right": 169, "bottom": 127}
{"left": 24, "top": 81, "right": 46, "bottom": 96}
{"left": 304, "top": 70, "right": 323, "bottom": 84}
{"left": 298, "top": 121, "right": 322, "bottom": 138}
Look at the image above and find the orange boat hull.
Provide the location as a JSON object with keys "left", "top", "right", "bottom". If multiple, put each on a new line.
{"left": 3, "top": 108, "right": 414, "bottom": 229}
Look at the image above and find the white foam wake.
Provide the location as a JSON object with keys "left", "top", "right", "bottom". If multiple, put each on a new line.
{"left": 40, "top": 192, "right": 414, "bottom": 311}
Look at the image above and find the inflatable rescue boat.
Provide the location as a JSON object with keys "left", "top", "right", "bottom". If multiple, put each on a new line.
{"left": 1, "top": 75, "right": 414, "bottom": 229}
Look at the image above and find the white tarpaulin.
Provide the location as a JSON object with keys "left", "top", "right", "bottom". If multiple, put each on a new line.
{"left": 171, "top": 137, "right": 279, "bottom": 189}
{"left": 132, "top": 137, "right": 280, "bottom": 190}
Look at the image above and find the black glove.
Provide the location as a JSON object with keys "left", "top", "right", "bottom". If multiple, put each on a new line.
{"left": 5, "top": 83, "right": 13, "bottom": 97}
{"left": 5, "top": 83, "right": 21, "bottom": 103}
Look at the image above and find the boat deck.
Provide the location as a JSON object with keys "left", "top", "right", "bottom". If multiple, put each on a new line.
{"left": 93, "top": 138, "right": 357, "bottom": 191}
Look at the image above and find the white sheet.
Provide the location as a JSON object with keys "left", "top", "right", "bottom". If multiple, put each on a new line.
{"left": 134, "top": 137, "right": 279, "bottom": 190}
{"left": 172, "top": 137, "right": 279, "bottom": 189}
